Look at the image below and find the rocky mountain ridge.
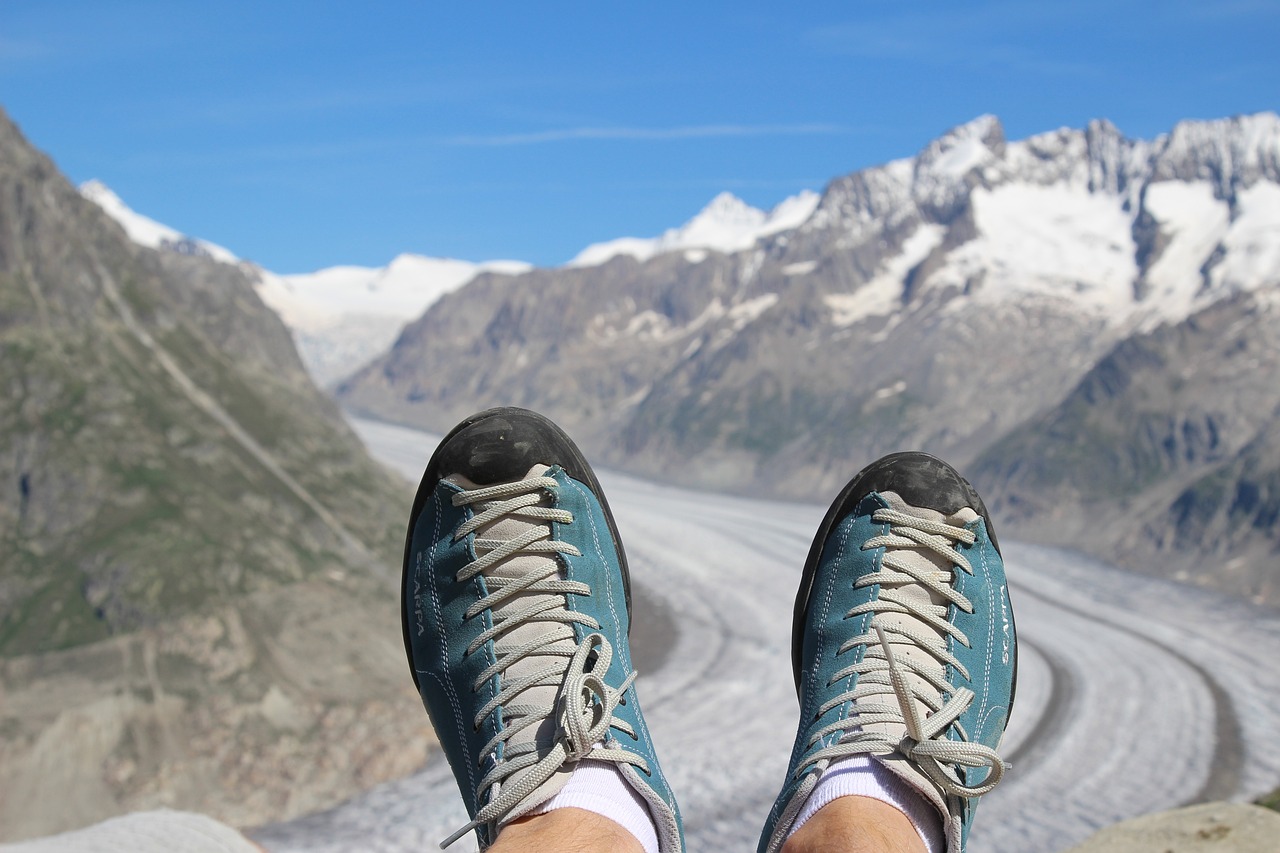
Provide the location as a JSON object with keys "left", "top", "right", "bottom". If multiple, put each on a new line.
{"left": 78, "top": 182, "right": 533, "bottom": 389}
{"left": 85, "top": 183, "right": 827, "bottom": 389}
{"left": 568, "top": 189, "right": 821, "bottom": 267}
{"left": 339, "top": 111, "right": 1280, "bottom": 603}
{"left": 0, "top": 108, "right": 427, "bottom": 840}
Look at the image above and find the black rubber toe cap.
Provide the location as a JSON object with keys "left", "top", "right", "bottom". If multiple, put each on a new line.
{"left": 790, "top": 450, "right": 1001, "bottom": 693}
{"left": 433, "top": 408, "right": 597, "bottom": 487}
{"left": 837, "top": 451, "right": 999, "bottom": 552}
{"left": 400, "top": 407, "right": 633, "bottom": 689}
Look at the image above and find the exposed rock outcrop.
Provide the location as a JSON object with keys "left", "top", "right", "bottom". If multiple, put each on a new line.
{"left": 0, "top": 108, "right": 425, "bottom": 840}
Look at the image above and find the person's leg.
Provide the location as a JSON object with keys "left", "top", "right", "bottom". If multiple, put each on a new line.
{"left": 490, "top": 808, "right": 644, "bottom": 853}
{"left": 760, "top": 452, "right": 1017, "bottom": 853}
{"left": 401, "top": 408, "right": 684, "bottom": 852}
{"left": 783, "top": 797, "right": 925, "bottom": 853}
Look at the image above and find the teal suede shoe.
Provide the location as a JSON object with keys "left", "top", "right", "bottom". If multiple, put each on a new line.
{"left": 759, "top": 452, "right": 1017, "bottom": 853}
{"left": 402, "top": 407, "right": 684, "bottom": 851}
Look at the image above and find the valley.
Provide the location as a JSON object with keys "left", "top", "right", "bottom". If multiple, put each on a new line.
{"left": 254, "top": 418, "right": 1280, "bottom": 853}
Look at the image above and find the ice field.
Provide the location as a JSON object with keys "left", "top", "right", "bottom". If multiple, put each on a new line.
{"left": 255, "top": 417, "right": 1280, "bottom": 853}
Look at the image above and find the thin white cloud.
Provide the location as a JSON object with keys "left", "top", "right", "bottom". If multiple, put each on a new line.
{"left": 442, "top": 123, "right": 845, "bottom": 146}
{"left": 0, "top": 36, "right": 49, "bottom": 62}
{"left": 806, "top": 3, "right": 1108, "bottom": 76}
{"left": 117, "top": 123, "right": 848, "bottom": 170}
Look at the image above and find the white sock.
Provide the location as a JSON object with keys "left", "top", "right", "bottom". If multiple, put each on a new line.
{"left": 530, "top": 759, "right": 660, "bottom": 853}
{"left": 786, "top": 755, "right": 944, "bottom": 853}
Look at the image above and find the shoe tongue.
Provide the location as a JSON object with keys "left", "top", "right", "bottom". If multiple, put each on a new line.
{"left": 445, "top": 462, "right": 550, "bottom": 492}
{"left": 861, "top": 491, "right": 977, "bottom": 774}
{"left": 447, "top": 464, "right": 556, "bottom": 582}
{"left": 450, "top": 462, "right": 580, "bottom": 819}
{"left": 882, "top": 490, "right": 980, "bottom": 526}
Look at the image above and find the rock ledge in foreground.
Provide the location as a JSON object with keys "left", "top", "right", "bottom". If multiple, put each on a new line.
{"left": 1065, "top": 802, "right": 1280, "bottom": 853}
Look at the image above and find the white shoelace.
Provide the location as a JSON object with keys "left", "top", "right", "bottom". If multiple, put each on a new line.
{"left": 440, "top": 476, "right": 647, "bottom": 848}
{"left": 796, "top": 508, "right": 1006, "bottom": 799}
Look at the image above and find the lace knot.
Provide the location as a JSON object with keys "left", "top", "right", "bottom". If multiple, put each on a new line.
{"left": 557, "top": 633, "right": 616, "bottom": 759}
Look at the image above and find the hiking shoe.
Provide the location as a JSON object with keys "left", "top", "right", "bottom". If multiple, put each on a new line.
{"left": 758, "top": 452, "right": 1017, "bottom": 853}
{"left": 402, "top": 407, "right": 684, "bottom": 851}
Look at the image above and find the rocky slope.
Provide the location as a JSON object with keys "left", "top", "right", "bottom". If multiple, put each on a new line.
{"left": 338, "top": 112, "right": 1280, "bottom": 602}
{"left": 974, "top": 290, "right": 1280, "bottom": 604}
{"left": 0, "top": 108, "right": 427, "bottom": 840}
{"left": 79, "top": 181, "right": 534, "bottom": 390}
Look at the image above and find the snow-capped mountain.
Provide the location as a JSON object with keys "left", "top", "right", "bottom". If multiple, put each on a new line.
{"left": 79, "top": 181, "right": 530, "bottom": 387}
{"left": 568, "top": 190, "right": 820, "bottom": 267}
{"left": 255, "top": 254, "right": 530, "bottom": 386}
{"left": 341, "top": 111, "right": 1280, "bottom": 604}
{"left": 79, "top": 179, "right": 239, "bottom": 264}
{"left": 787, "top": 111, "right": 1280, "bottom": 331}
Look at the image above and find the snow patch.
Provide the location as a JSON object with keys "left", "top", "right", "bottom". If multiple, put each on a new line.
{"left": 824, "top": 224, "right": 945, "bottom": 327}
{"left": 255, "top": 253, "right": 530, "bottom": 386}
{"left": 782, "top": 260, "right": 818, "bottom": 276}
{"left": 727, "top": 293, "right": 779, "bottom": 331}
{"left": 874, "top": 380, "right": 907, "bottom": 400}
{"left": 758, "top": 190, "right": 821, "bottom": 236}
{"left": 80, "top": 180, "right": 238, "bottom": 264}
{"left": 1208, "top": 182, "right": 1280, "bottom": 296}
{"left": 80, "top": 178, "right": 534, "bottom": 387}
{"left": 1140, "top": 181, "right": 1230, "bottom": 323}
{"left": 932, "top": 133, "right": 995, "bottom": 179}
{"left": 621, "top": 310, "right": 673, "bottom": 340}
{"left": 255, "top": 253, "right": 529, "bottom": 335}
{"left": 931, "top": 184, "right": 1138, "bottom": 314}
{"left": 570, "top": 237, "right": 656, "bottom": 268}
{"left": 568, "top": 190, "right": 819, "bottom": 267}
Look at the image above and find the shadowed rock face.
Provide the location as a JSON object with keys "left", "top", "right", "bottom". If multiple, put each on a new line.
{"left": 973, "top": 292, "right": 1280, "bottom": 606}
{"left": 338, "top": 114, "right": 1280, "bottom": 606}
{"left": 0, "top": 109, "right": 426, "bottom": 839}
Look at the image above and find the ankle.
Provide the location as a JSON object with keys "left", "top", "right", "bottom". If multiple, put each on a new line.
{"left": 782, "top": 796, "right": 928, "bottom": 853}
{"left": 493, "top": 807, "right": 645, "bottom": 853}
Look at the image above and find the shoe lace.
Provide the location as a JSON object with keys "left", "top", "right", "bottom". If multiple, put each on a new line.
{"left": 440, "top": 476, "right": 647, "bottom": 848}
{"left": 797, "top": 508, "right": 1007, "bottom": 799}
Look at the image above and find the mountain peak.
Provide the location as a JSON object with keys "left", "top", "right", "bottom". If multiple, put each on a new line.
{"left": 903, "top": 115, "right": 1008, "bottom": 219}
{"left": 567, "top": 188, "right": 818, "bottom": 267}
{"left": 1152, "top": 111, "right": 1280, "bottom": 195}
{"left": 79, "top": 179, "right": 238, "bottom": 264}
{"left": 693, "top": 191, "right": 764, "bottom": 223}
{"left": 916, "top": 114, "right": 1006, "bottom": 180}
{"left": 666, "top": 192, "right": 768, "bottom": 251}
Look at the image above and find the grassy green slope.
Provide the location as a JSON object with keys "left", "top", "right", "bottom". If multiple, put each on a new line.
{"left": 0, "top": 108, "right": 425, "bottom": 839}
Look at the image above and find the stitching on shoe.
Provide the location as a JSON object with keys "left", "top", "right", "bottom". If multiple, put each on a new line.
{"left": 568, "top": 475, "right": 629, "bottom": 674}
{"left": 562, "top": 474, "right": 672, "bottom": 808}
{"left": 427, "top": 487, "right": 476, "bottom": 795}
{"left": 834, "top": 515, "right": 872, "bottom": 741}
{"left": 976, "top": 532, "right": 995, "bottom": 733}
{"left": 809, "top": 516, "right": 849, "bottom": 749}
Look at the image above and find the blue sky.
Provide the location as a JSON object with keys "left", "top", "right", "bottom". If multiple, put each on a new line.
{"left": 2, "top": 1, "right": 1277, "bottom": 272}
